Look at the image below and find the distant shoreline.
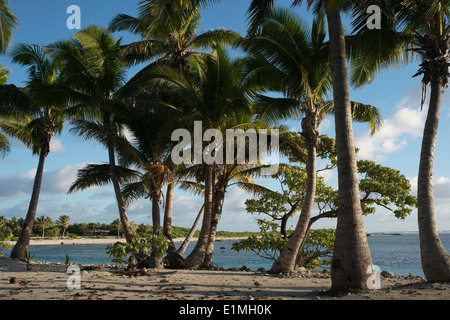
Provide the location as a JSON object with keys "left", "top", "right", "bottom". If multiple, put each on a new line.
{"left": 5, "top": 236, "right": 249, "bottom": 246}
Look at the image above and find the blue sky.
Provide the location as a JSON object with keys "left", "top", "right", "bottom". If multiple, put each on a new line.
{"left": 0, "top": 0, "right": 449, "bottom": 233}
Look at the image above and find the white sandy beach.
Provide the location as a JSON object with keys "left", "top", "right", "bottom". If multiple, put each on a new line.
{"left": 5, "top": 236, "right": 246, "bottom": 246}
{"left": 0, "top": 255, "right": 449, "bottom": 301}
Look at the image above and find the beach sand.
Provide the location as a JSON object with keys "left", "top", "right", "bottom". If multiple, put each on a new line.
{"left": 1, "top": 238, "right": 449, "bottom": 301}
{"left": 5, "top": 236, "right": 246, "bottom": 246}
{"left": 0, "top": 256, "right": 449, "bottom": 301}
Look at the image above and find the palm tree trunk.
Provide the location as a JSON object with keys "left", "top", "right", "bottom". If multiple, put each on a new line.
{"left": 10, "top": 149, "right": 47, "bottom": 260}
{"left": 326, "top": 8, "right": 373, "bottom": 292}
{"left": 183, "top": 164, "right": 213, "bottom": 269}
{"left": 417, "top": 73, "right": 450, "bottom": 282}
{"left": 163, "top": 182, "right": 176, "bottom": 251}
{"left": 177, "top": 204, "right": 204, "bottom": 256}
{"left": 163, "top": 181, "right": 185, "bottom": 268}
{"left": 270, "top": 135, "right": 317, "bottom": 274}
{"left": 148, "top": 192, "right": 164, "bottom": 268}
{"left": 107, "top": 141, "right": 135, "bottom": 244}
{"left": 202, "top": 186, "right": 225, "bottom": 268}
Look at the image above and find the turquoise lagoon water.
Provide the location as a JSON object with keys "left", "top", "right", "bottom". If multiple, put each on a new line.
{"left": 3, "top": 232, "right": 450, "bottom": 277}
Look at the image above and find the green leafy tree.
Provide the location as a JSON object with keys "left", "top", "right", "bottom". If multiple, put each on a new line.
{"left": 106, "top": 234, "right": 169, "bottom": 267}
{"left": 239, "top": 156, "right": 416, "bottom": 273}
{"left": 232, "top": 220, "right": 336, "bottom": 270}
{"left": 232, "top": 219, "right": 289, "bottom": 262}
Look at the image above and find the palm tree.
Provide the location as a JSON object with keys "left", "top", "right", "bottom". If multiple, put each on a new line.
{"left": 56, "top": 215, "right": 71, "bottom": 238}
{"left": 0, "top": 1, "right": 18, "bottom": 157}
{"left": 108, "top": 0, "right": 239, "bottom": 75}
{"left": 1, "top": 44, "right": 66, "bottom": 260}
{"left": 111, "top": 219, "right": 122, "bottom": 239}
{"left": 69, "top": 92, "right": 186, "bottom": 268}
{"left": 175, "top": 114, "right": 276, "bottom": 268}
{"left": 389, "top": 0, "right": 450, "bottom": 284}
{"left": 142, "top": 45, "right": 253, "bottom": 269}
{"left": 351, "top": 0, "right": 450, "bottom": 282}
{"left": 136, "top": 223, "right": 151, "bottom": 234}
{"left": 46, "top": 26, "right": 141, "bottom": 244}
{"left": 247, "top": 0, "right": 377, "bottom": 292}
{"left": 34, "top": 216, "right": 53, "bottom": 238}
{"left": 0, "top": 66, "right": 11, "bottom": 158}
{"left": 240, "top": 8, "right": 381, "bottom": 275}
{"left": 0, "top": 0, "right": 18, "bottom": 54}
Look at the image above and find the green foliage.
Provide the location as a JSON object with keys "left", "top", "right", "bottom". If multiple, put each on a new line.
{"left": 232, "top": 219, "right": 335, "bottom": 270}
{"left": 24, "top": 248, "right": 35, "bottom": 264}
{"left": 0, "top": 221, "right": 11, "bottom": 257}
{"left": 244, "top": 164, "right": 334, "bottom": 224}
{"left": 357, "top": 160, "right": 417, "bottom": 219}
{"left": 106, "top": 234, "right": 169, "bottom": 265}
{"left": 232, "top": 220, "right": 288, "bottom": 261}
{"left": 298, "top": 228, "right": 335, "bottom": 270}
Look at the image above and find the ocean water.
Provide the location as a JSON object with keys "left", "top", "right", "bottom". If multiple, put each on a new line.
{"left": 2, "top": 232, "right": 450, "bottom": 276}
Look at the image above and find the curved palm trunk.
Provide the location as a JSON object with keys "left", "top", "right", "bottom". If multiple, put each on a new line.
{"left": 270, "top": 130, "right": 317, "bottom": 274}
{"left": 183, "top": 164, "right": 213, "bottom": 269}
{"left": 418, "top": 74, "right": 450, "bottom": 282}
{"left": 10, "top": 148, "right": 47, "bottom": 260}
{"left": 202, "top": 186, "right": 225, "bottom": 268}
{"left": 103, "top": 109, "right": 135, "bottom": 244}
{"left": 107, "top": 142, "right": 135, "bottom": 244}
{"left": 177, "top": 204, "right": 204, "bottom": 256}
{"left": 326, "top": 8, "right": 373, "bottom": 292}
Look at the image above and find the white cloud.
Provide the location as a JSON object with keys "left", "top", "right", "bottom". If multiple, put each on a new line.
{"left": 219, "top": 186, "right": 258, "bottom": 231}
{"left": 0, "top": 163, "right": 86, "bottom": 199}
{"left": 319, "top": 117, "right": 333, "bottom": 133}
{"left": 434, "top": 177, "right": 450, "bottom": 201}
{"left": 41, "top": 163, "right": 86, "bottom": 194}
{"left": 408, "top": 176, "right": 450, "bottom": 201}
{"left": 355, "top": 106, "right": 425, "bottom": 161}
{"left": 318, "top": 168, "right": 334, "bottom": 183}
{"left": 50, "top": 139, "right": 66, "bottom": 154}
{"left": 407, "top": 175, "right": 450, "bottom": 230}
{"left": 0, "top": 169, "right": 36, "bottom": 199}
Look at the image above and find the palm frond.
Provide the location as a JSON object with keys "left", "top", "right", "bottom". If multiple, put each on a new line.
{"left": 0, "top": 0, "right": 18, "bottom": 53}
{"left": 68, "top": 163, "right": 141, "bottom": 193}
{"left": 177, "top": 180, "right": 204, "bottom": 195}
{"left": 235, "top": 181, "right": 274, "bottom": 197}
